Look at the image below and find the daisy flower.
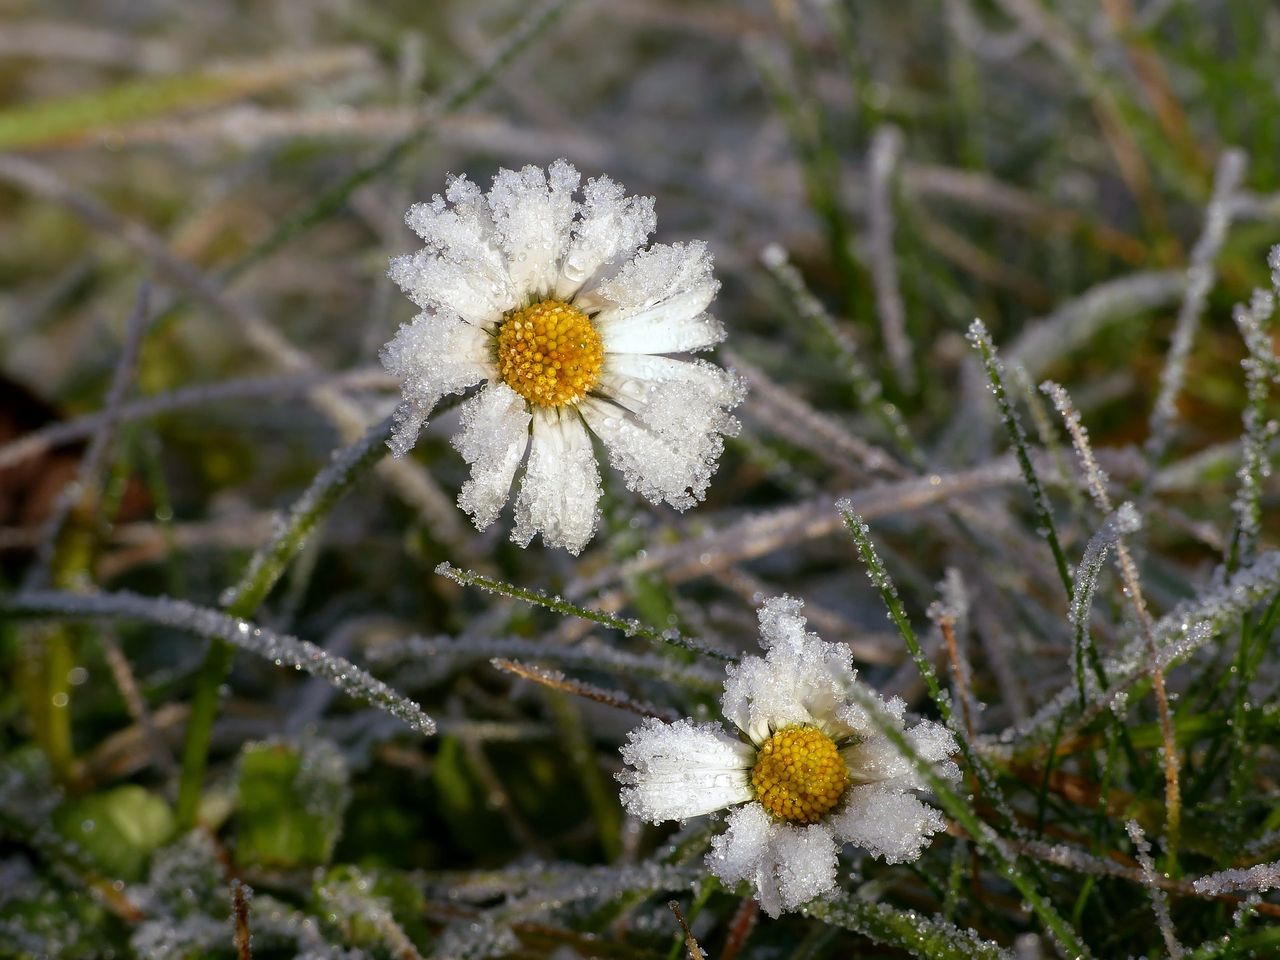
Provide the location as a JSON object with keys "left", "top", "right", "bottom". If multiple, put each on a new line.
{"left": 381, "top": 160, "right": 745, "bottom": 554}
{"left": 618, "top": 596, "right": 958, "bottom": 917}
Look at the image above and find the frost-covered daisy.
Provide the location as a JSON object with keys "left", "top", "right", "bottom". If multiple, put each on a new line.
{"left": 381, "top": 160, "right": 744, "bottom": 554}
{"left": 618, "top": 596, "right": 957, "bottom": 917}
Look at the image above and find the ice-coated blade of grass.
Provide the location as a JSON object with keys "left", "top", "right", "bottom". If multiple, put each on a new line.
{"left": 761, "top": 243, "right": 925, "bottom": 468}
{"left": 371, "top": 634, "right": 725, "bottom": 693}
{"left": 800, "top": 896, "right": 1014, "bottom": 960}
{"left": 435, "top": 562, "right": 736, "bottom": 662}
{"left": 490, "top": 658, "right": 679, "bottom": 722}
{"left": 0, "top": 368, "right": 389, "bottom": 472}
{"left": 1009, "top": 549, "right": 1280, "bottom": 745}
{"left": 0, "top": 49, "right": 370, "bottom": 150}
{"left": 841, "top": 677, "right": 1094, "bottom": 959}
{"left": 1143, "top": 150, "right": 1247, "bottom": 480}
{"left": 1192, "top": 862, "right": 1280, "bottom": 896}
{"left": 1042, "top": 378, "right": 1182, "bottom": 856}
{"left": 1227, "top": 261, "right": 1279, "bottom": 573}
{"left": 1007, "top": 270, "right": 1185, "bottom": 378}
{"left": 1, "top": 589, "right": 435, "bottom": 735}
{"left": 1127, "top": 820, "right": 1185, "bottom": 958}
{"left": 220, "top": 413, "right": 392, "bottom": 614}
{"left": 967, "top": 319, "right": 1073, "bottom": 602}
{"left": 1069, "top": 503, "right": 1141, "bottom": 706}
{"left": 867, "top": 125, "right": 916, "bottom": 392}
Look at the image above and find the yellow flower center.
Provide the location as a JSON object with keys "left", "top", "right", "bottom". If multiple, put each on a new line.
{"left": 750, "top": 726, "right": 848, "bottom": 824}
{"left": 496, "top": 298, "right": 604, "bottom": 407}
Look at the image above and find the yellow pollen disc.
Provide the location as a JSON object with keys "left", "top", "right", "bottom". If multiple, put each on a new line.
{"left": 496, "top": 298, "right": 604, "bottom": 407}
{"left": 750, "top": 726, "right": 848, "bottom": 825}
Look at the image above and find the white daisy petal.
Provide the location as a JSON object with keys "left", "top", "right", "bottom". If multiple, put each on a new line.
{"left": 603, "top": 352, "right": 741, "bottom": 395}
{"left": 580, "top": 398, "right": 721, "bottom": 511}
{"left": 555, "top": 175, "right": 655, "bottom": 300}
{"left": 452, "top": 383, "right": 531, "bottom": 530}
{"left": 388, "top": 250, "right": 513, "bottom": 327}
{"left": 708, "top": 806, "right": 841, "bottom": 918}
{"left": 830, "top": 781, "right": 948, "bottom": 864}
{"left": 591, "top": 242, "right": 724, "bottom": 353}
{"left": 772, "top": 822, "right": 841, "bottom": 914}
{"left": 721, "top": 598, "right": 860, "bottom": 744}
{"left": 487, "top": 159, "right": 580, "bottom": 297}
{"left": 617, "top": 718, "right": 753, "bottom": 822}
{"left": 512, "top": 407, "right": 601, "bottom": 554}
{"left": 379, "top": 312, "right": 491, "bottom": 457}
{"left": 708, "top": 804, "right": 782, "bottom": 916}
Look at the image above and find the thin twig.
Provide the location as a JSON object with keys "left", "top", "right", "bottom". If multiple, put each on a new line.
{"left": 666, "top": 900, "right": 707, "bottom": 960}
{"left": 231, "top": 878, "right": 253, "bottom": 960}
{"left": 491, "top": 659, "right": 679, "bottom": 722}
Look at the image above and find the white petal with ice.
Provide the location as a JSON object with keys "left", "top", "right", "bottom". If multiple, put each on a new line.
{"left": 721, "top": 597, "right": 861, "bottom": 745}
{"left": 487, "top": 160, "right": 580, "bottom": 297}
{"left": 512, "top": 408, "right": 601, "bottom": 554}
{"left": 617, "top": 718, "right": 753, "bottom": 822}
{"left": 592, "top": 242, "right": 724, "bottom": 353}
{"left": 555, "top": 175, "right": 655, "bottom": 300}
{"left": 379, "top": 312, "right": 492, "bottom": 456}
{"left": 830, "top": 781, "right": 948, "bottom": 864}
{"left": 452, "top": 384, "right": 531, "bottom": 530}
{"left": 708, "top": 805, "right": 840, "bottom": 917}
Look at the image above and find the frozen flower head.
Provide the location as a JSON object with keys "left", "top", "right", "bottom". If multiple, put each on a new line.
{"left": 618, "top": 596, "right": 957, "bottom": 917}
{"left": 381, "top": 160, "right": 745, "bottom": 554}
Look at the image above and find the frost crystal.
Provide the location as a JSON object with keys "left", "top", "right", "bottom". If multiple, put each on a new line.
{"left": 617, "top": 595, "right": 956, "bottom": 916}
{"left": 382, "top": 160, "right": 743, "bottom": 553}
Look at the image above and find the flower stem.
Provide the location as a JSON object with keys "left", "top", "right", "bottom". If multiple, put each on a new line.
{"left": 174, "top": 415, "right": 393, "bottom": 829}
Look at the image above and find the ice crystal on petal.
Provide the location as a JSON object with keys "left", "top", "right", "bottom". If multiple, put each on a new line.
{"left": 593, "top": 242, "right": 723, "bottom": 352}
{"left": 555, "top": 175, "right": 656, "bottom": 299}
{"left": 488, "top": 160, "right": 580, "bottom": 296}
{"left": 831, "top": 782, "right": 948, "bottom": 863}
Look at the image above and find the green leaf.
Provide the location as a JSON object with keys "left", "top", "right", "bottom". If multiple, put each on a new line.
{"left": 52, "top": 785, "right": 173, "bottom": 881}
{"left": 234, "top": 738, "right": 349, "bottom": 870}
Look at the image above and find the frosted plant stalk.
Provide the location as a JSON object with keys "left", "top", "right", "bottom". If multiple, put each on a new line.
{"left": 1127, "top": 820, "right": 1184, "bottom": 958}
{"left": 1042, "top": 379, "right": 1181, "bottom": 853}
{"left": 1228, "top": 254, "right": 1279, "bottom": 571}
{"left": 382, "top": 160, "right": 744, "bottom": 553}
{"left": 1192, "top": 862, "right": 1280, "bottom": 896}
{"left": 867, "top": 125, "right": 915, "bottom": 391}
{"left": 1069, "top": 503, "right": 1141, "bottom": 705}
{"left": 2, "top": 589, "right": 435, "bottom": 735}
{"left": 968, "top": 319, "right": 1073, "bottom": 601}
{"left": 1144, "top": 150, "right": 1246, "bottom": 477}
{"left": 618, "top": 595, "right": 957, "bottom": 917}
